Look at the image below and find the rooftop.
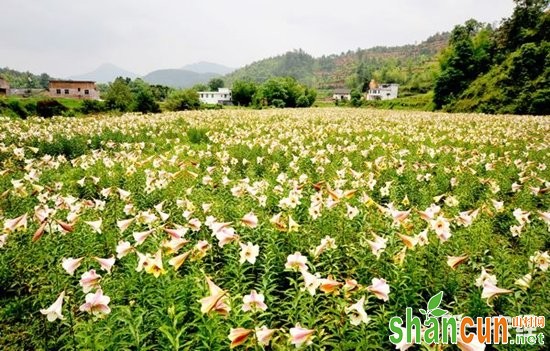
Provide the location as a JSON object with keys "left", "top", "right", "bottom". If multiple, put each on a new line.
{"left": 49, "top": 79, "right": 96, "bottom": 84}
{"left": 198, "top": 88, "right": 232, "bottom": 94}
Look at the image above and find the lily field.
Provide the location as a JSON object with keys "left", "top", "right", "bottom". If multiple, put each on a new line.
{"left": 0, "top": 108, "right": 549, "bottom": 350}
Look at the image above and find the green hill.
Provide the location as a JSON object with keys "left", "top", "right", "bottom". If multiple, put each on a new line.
{"left": 451, "top": 41, "right": 549, "bottom": 114}
{"left": 142, "top": 69, "right": 220, "bottom": 88}
{"left": 0, "top": 67, "right": 52, "bottom": 89}
{"left": 225, "top": 33, "right": 449, "bottom": 95}
{"left": 434, "top": 1, "right": 549, "bottom": 115}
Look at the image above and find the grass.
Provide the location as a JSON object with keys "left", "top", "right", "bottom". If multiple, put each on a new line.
{"left": 312, "top": 93, "right": 435, "bottom": 111}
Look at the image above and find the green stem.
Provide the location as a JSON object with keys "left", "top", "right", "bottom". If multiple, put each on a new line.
{"left": 292, "top": 275, "right": 302, "bottom": 322}
{"left": 90, "top": 318, "right": 97, "bottom": 351}
{"left": 67, "top": 295, "right": 77, "bottom": 350}
{"left": 43, "top": 317, "right": 49, "bottom": 351}
{"left": 103, "top": 231, "right": 110, "bottom": 253}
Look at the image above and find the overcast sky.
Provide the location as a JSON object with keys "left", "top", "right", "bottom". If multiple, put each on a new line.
{"left": 0, "top": 0, "right": 516, "bottom": 77}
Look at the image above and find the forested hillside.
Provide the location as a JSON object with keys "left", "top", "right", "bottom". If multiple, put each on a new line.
{"left": 226, "top": 0, "right": 549, "bottom": 115}
{"left": 0, "top": 67, "right": 52, "bottom": 89}
{"left": 434, "top": 0, "right": 549, "bottom": 115}
{"left": 225, "top": 33, "right": 449, "bottom": 95}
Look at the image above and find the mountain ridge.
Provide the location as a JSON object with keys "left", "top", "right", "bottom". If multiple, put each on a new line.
{"left": 66, "top": 62, "right": 233, "bottom": 88}
{"left": 68, "top": 63, "right": 138, "bottom": 83}
{"left": 181, "top": 61, "right": 234, "bottom": 75}
{"left": 142, "top": 69, "right": 220, "bottom": 88}
{"left": 223, "top": 32, "right": 450, "bottom": 91}
{"left": 4, "top": 34, "right": 450, "bottom": 91}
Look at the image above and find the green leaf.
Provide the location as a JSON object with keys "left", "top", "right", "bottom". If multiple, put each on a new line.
{"left": 430, "top": 308, "right": 448, "bottom": 317}
{"left": 158, "top": 325, "right": 177, "bottom": 348}
{"left": 419, "top": 309, "right": 427, "bottom": 315}
{"left": 427, "top": 291, "right": 444, "bottom": 311}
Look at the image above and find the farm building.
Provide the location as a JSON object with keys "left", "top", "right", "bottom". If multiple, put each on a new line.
{"left": 48, "top": 80, "right": 100, "bottom": 100}
{"left": 366, "top": 80, "right": 399, "bottom": 100}
{"left": 198, "top": 88, "right": 232, "bottom": 105}
{"left": 332, "top": 88, "right": 351, "bottom": 101}
{"left": 0, "top": 78, "right": 9, "bottom": 96}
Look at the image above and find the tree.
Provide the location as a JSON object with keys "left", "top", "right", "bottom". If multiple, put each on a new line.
{"left": 80, "top": 99, "right": 105, "bottom": 114}
{"left": 231, "top": 80, "right": 258, "bottom": 106}
{"left": 280, "top": 77, "right": 303, "bottom": 108}
{"left": 258, "top": 78, "right": 288, "bottom": 106}
{"left": 350, "top": 89, "right": 363, "bottom": 107}
{"left": 495, "top": 0, "right": 550, "bottom": 54}
{"left": 296, "top": 95, "right": 311, "bottom": 107}
{"left": 150, "top": 85, "right": 173, "bottom": 101}
{"left": 304, "top": 88, "right": 317, "bottom": 106}
{"left": 356, "top": 62, "right": 373, "bottom": 92}
{"left": 254, "top": 77, "right": 316, "bottom": 108}
{"left": 133, "top": 83, "right": 160, "bottom": 114}
{"left": 39, "top": 73, "right": 50, "bottom": 89}
{"left": 192, "top": 83, "right": 208, "bottom": 92}
{"left": 271, "top": 99, "right": 286, "bottom": 108}
{"left": 165, "top": 89, "right": 201, "bottom": 111}
{"left": 104, "top": 77, "right": 133, "bottom": 112}
{"left": 433, "top": 20, "right": 491, "bottom": 109}
{"left": 434, "top": 67, "right": 466, "bottom": 108}
{"left": 208, "top": 78, "right": 224, "bottom": 91}
{"left": 433, "top": 0, "right": 550, "bottom": 114}
{"left": 96, "top": 83, "right": 109, "bottom": 93}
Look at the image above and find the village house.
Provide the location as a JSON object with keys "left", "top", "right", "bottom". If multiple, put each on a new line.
{"left": 198, "top": 88, "right": 232, "bottom": 105}
{"left": 0, "top": 77, "right": 9, "bottom": 96}
{"left": 48, "top": 80, "right": 100, "bottom": 100}
{"left": 332, "top": 88, "right": 351, "bottom": 101}
{"left": 366, "top": 80, "right": 399, "bottom": 100}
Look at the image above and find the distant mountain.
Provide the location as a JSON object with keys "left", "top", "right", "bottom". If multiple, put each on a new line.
{"left": 182, "top": 61, "right": 234, "bottom": 75}
{"left": 69, "top": 63, "right": 138, "bottom": 83}
{"left": 143, "top": 69, "right": 220, "bottom": 88}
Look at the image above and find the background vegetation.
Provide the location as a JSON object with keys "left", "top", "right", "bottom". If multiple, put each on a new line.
{"left": 434, "top": 0, "right": 549, "bottom": 115}
{"left": 1, "top": 0, "right": 548, "bottom": 116}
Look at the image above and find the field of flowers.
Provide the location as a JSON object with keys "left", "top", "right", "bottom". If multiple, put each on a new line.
{"left": 0, "top": 108, "right": 549, "bottom": 350}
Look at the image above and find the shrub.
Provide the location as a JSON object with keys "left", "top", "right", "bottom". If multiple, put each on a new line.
{"left": 202, "top": 103, "right": 223, "bottom": 110}
{"left": 134, "top": 89, "right": 160, "bottom": 114}
{"left": 350, "top": 90, "right": 363, "bottom": 107}
{"left": 271, "top": 99, "right": 285, "bottom": 108}
{"left": 186, "top": 127, "right": 209, "bottom": 144}
{"left": 7, "top": 100, "right": 28, "bottom": 119}
{"left": 80, "top": 99, "right": 105, "bottom": 114}
{"left": 36, "top": 99, "right": 67, "bottom": 118}
{"left": 296, "top": 95, "right": 311, "bottom": 108}
{"left": 165, "top": 89, "right": 201, "bottom": 111}
{"left": 22, "top": 100, "right": 37, "bottom": 116}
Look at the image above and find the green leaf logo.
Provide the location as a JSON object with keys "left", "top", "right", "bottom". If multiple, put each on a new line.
{"left": 425, "top": 292, "right": 448, "bottom": 318}
{"left": 428, "top": 291, "right": 443, "bottom": 310}
{"left": 430, "top": 308, "right": 447, "bottom": 317}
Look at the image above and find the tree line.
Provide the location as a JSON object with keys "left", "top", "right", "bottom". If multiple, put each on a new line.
{"left": 0, "top": 75, "right": 318, "bottom": 118}
{"left": 159, "top": 76, "right": 317, "bottom": 111}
